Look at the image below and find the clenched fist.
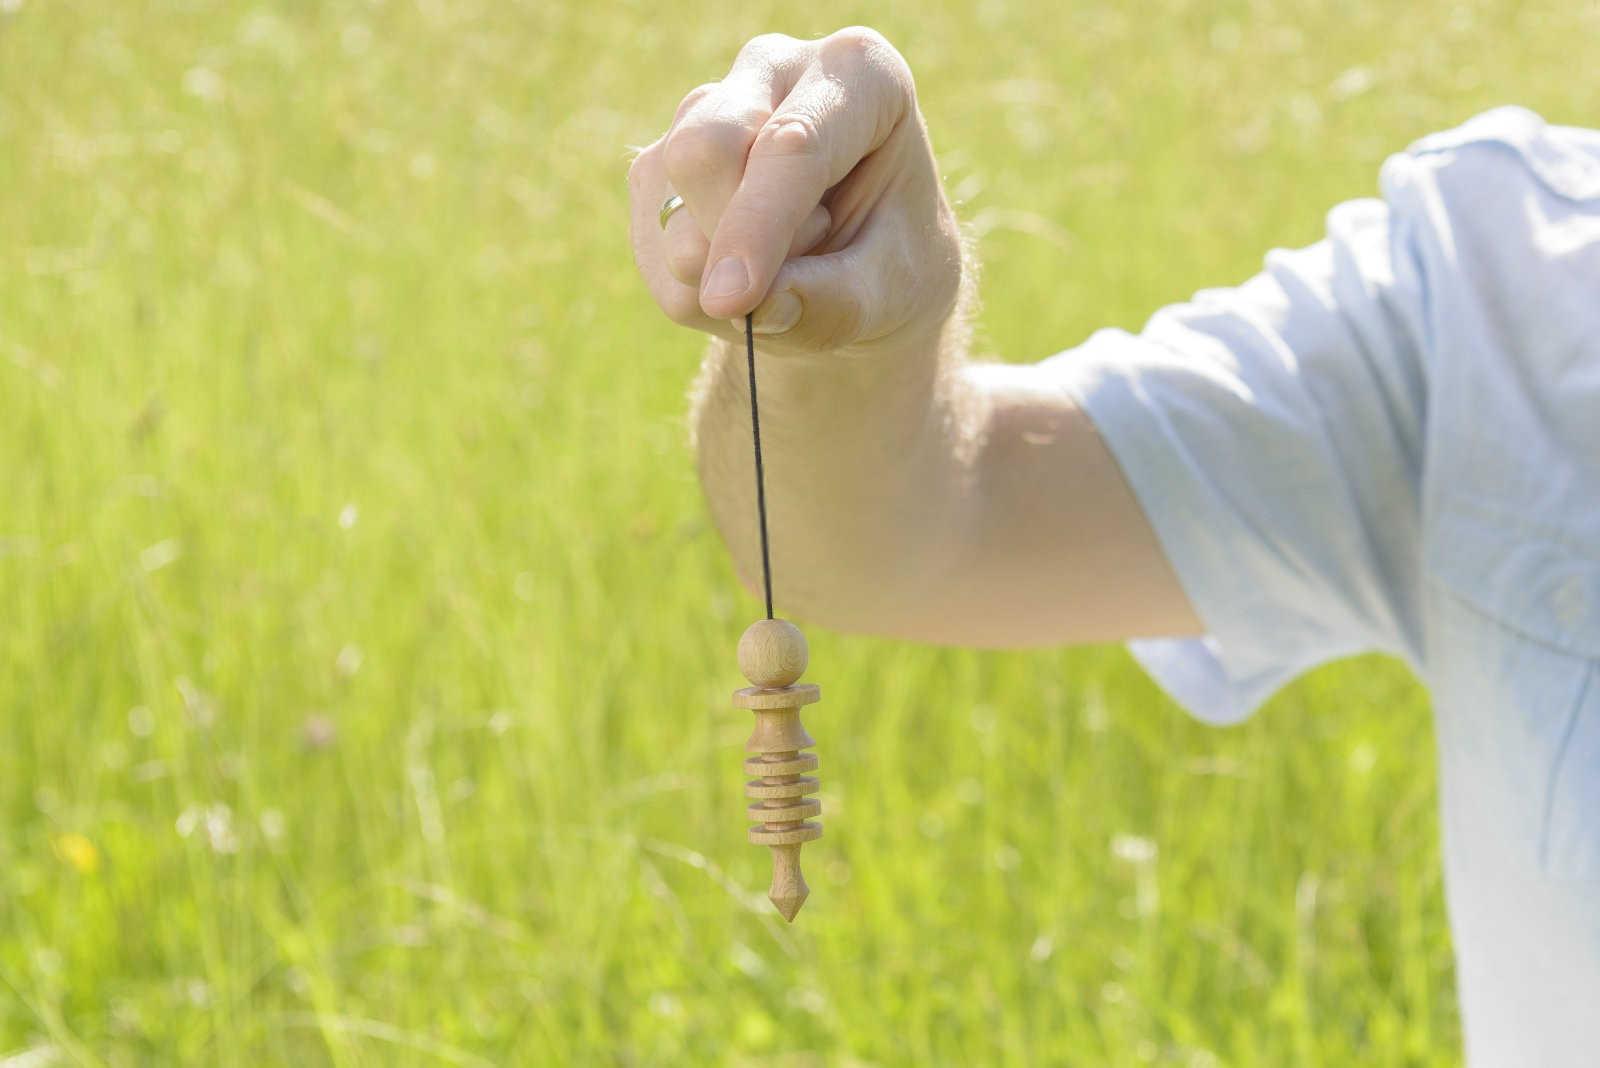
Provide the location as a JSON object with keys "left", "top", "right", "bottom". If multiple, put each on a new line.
{"left": 628, "top": 27, "right": 964, "bottom": 352}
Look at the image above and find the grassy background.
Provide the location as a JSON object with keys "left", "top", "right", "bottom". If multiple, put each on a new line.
{"left": 3, "top": 0, "right": 1597, "bottom": 1064}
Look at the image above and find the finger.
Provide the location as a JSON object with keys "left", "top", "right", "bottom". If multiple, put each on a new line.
{"left": 789, "top": 203, "right": 832, "bottom": 258}
{"left": 628, "top": 143, "right": 741, "bottom": 340}
{"left": 662, "top": 35, "right": 809, "bottom": 243}
{"left": 663, "top": 199, "right": 711, "bottom": 286}
{"left": 743, "top": 202, "right": 936, "bottom": 349}
{"left": 670, "top": 201, "right": 827, "bottom": 289}
{"left": 700, "top": 28, "right": 913, "bottom": 319}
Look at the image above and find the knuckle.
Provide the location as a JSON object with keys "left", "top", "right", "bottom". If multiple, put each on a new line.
{"left": 876, "top": 48, "right": 915, "bottom": 98}
{"left": 663, "top": 118, "right": 751, "bottom": 181}
{"left": 819, "top": 26, "right": 912, "bottom": 98}
{"left": 736, "top": 32, "right": 801, "bottom": 66}
{"left": 672, "top": 82, "right": 718, "bottom": 125}
{"left": 821, "top": 25, "right": 888, "bottom": 57}
{"left": 666, "top": 241, "right": 705, "bottom": 284}
{"left": 752, "top": 111, "right": 823, "bottom": 160}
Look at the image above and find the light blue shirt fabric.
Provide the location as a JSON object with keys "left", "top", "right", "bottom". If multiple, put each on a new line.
{"left": 1052, "top": 107, "right": 1600, "bottom": 1065}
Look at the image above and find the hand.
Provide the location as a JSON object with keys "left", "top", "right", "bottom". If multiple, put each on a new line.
{"left": 628, "top": 27, "right": 963, "bottom": 353}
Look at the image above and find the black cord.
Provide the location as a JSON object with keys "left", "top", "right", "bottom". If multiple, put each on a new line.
{"left": 745, "top": 313, "right": 774, "bottom": 620}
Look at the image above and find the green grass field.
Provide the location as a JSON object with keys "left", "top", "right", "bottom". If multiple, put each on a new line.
{"left": 4, "top": 1, "right": 1599, "bottom": 1064}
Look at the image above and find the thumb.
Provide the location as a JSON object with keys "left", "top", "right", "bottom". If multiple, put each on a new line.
{"left": 745, "top": 212, "right": 927, "bottom": 353}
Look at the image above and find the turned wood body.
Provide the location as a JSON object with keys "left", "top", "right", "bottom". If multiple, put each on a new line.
{"left": 735, "top": 619, "right": 821, "bottom": 921}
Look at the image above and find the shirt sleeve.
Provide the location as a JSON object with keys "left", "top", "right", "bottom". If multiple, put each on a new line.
{"left": 1047, "top": 175, "right": 1433, "bottom": 725}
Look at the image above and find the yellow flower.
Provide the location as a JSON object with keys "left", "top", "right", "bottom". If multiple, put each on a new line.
{"left": 52, "top": 832, "right": 100, "bottom": 875}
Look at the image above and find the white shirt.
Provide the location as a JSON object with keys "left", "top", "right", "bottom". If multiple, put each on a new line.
{"left": 1053, "top": 106, "right": 1600, "bottom": 1065}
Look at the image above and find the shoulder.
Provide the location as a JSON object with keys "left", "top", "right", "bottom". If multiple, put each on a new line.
{"left": 1392, "top": 111, "right": 1600, "bottom": 662}
{"left": 1369, "top": 108, "right": 1600, "bottom": 343}
{"left": 1382, "top": 105, "right": 1593, "bottom": 187}
{"left": 1382, "top": 105, "right": 1600, "bottom": 203}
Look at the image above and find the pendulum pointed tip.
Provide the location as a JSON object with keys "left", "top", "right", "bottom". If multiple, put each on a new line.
{"left": 770, "top": 885, "right": 809, "bottom": 922}
{"left": 767, "top": 842, "right": 810, "bottom": 922}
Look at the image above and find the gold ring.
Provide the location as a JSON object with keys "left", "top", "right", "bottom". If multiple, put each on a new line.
{"left": 659, "top": 193, "right": 686, "bottom": 230}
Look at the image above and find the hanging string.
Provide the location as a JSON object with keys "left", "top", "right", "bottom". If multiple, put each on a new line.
{"left": 744, "top": 313, "right": 774, "bottom": 620}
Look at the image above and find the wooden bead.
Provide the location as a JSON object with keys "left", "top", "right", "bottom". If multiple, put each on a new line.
{"left": 738, "top": 618, "right": 808, "bottom": 688}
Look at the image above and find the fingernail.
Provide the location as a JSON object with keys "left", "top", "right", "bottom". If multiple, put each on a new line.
{"left": 702, "top": 256, "right": 749, "bottom": 301}
{"left": 752, "top": 290, "right": 802, "bottom": 335}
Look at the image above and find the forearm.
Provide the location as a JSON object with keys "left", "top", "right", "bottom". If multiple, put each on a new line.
{"left": 690, "top": 312, "right": 976, "bottom": 636}
{"left": 944, "top": 360, "right": 1201, "bottom": 646}
{"left": 692, "top": 312, "right": 1200, "bottom": 647}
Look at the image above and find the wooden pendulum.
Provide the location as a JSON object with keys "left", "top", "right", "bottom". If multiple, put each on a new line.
{"left": 735, "top": 617, "right": 821, "bottom": 922}
{"left": 727, "top": 313, "right": 823, "bottom": 922}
